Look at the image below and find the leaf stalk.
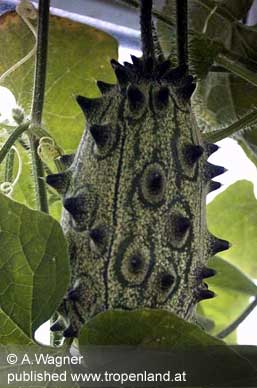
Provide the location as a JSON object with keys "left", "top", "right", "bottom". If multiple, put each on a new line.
{"left": 204, "top": 110, "right": 257, "bottom": 142}
{"left": 216, "top": 53, "right": 257, "bottom": 88}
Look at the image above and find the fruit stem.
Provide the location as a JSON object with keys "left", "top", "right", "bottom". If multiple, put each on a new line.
{"left": 140, "top": 0, "right": 155, "bottom": 60}
{"left": 176, "top": 0, "right": 189, "bottom": 71}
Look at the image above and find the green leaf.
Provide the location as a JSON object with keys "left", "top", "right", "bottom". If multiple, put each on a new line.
{"left": 207, "top": 256, "right": 257, "bottom": 295}
{"left": 0, "top": 11, "right": 118, "bottom": 151}
{"left": 79, "top": 309, "right": 224, "bottom": 347}
{"left": 202, "top": 180, "right": 257, "bottom": 340}
{"left": 0, "top": 193, "right": 69, "bottom": 344}
{"left": 197, "top": 256, "right": 257, "bottom": 337}
{"left": 190, "top": 0, "right": 257, "bottom": 129}
{"left": 79, "top": 309, "right": 257, "bottom": 385}
{"left": 189, "top": 1, "right": 257, "bottom": 161}
{"left": 207, "top": 180, "right": 257, "bottom": 278}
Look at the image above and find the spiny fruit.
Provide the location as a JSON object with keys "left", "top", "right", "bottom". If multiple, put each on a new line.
{"left": 47, "top": 0, "right": 229, "bottom": 337}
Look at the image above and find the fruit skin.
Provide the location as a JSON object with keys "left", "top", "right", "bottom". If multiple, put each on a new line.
{"left": 47, "top": 55, "right": 228, "bottom": 337}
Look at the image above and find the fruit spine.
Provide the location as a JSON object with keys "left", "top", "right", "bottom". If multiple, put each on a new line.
{"left": 47, "top": 0, "right": 229, "bottom": 337}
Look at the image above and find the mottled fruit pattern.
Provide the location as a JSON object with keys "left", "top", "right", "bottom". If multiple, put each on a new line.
{"left": 47, "top": 2, "right": 229, "bottom": 338}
